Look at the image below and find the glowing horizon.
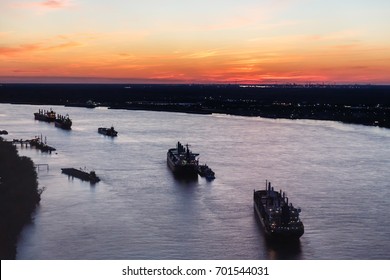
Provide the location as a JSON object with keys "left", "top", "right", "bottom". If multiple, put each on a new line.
{"left": 1, "top": 0, "right": 390, "bottom": 84}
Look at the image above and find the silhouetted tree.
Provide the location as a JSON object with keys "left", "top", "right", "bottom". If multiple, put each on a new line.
{"left": 0, "top": 138, "right": 41, "bottom": 259}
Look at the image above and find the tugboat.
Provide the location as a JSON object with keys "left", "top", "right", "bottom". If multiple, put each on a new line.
{"left": 254, "top": 181, "right": 304, "bottom": 240}
{"left": 98, "top": 126, "right": 118, "bottom": 137}
{"left": 197, "top": 164, "right": 215, "bottom": 180}
{"left": 61, "top": 168, "right": 100, "bottom": 183}
{"left": 55, "top": 114, "right": 72, "bottom": 130}
{"left": 167, "top": 142, "right": 199, "bottom": 178}
{"left": 34, "top": 108, "right": 56, "bottom": 122}
{"left": 85, "top": 100, "right": 98, "bottom": 108}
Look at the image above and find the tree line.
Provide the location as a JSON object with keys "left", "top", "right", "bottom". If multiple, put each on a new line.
{"left": 0, "top": 138, "right": 42, "bottom": 259}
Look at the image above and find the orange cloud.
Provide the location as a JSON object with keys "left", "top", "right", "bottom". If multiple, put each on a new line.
{"left": 1, "top": 29, "right": 389, "bottom": 84}
{"left": 40, "top": 0, "right": 67, "bottom": 8}
{"left": 44, "top": 41, "right": 82, "bottom": 51}
{"left": 13, "top": 0, "right": 73, "bottom": 10}
{"left": 185, "top": 50, "right": 219, "bottom": 59}
{"left": 0, "top": 40, "right": 82, "bottom": 57}
{"left": 304, "top": 29, "right": 363, "bottom": 42}
{"left": 0, "top": 44, "right": 41, "bottom": 56}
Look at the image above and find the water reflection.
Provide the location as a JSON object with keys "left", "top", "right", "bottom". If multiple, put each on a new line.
{"left": 253, "top": 209, "right": 302, "bottom": 260}
{"left": 168, "top": 167, "right": 199, "bottom": 184}
{"left": 1, "top": 104, "right": 388, "bottom": 259}
{"left": 265, "top": 239, "right": 302, "bottom": 260}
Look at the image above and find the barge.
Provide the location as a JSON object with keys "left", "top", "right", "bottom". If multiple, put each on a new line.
{"left": 61, "top": 168, "right": 100, "bottom": 183}
{"left": 98, "top": 126, "right": 118, "bottom": 137}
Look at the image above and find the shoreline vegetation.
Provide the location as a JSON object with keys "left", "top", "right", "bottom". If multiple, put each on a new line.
{"left": 0, "top": 83, "right": 389, "bottom": 128}
{"left": 0, "top": 138, "right": 42, "bottom": 259}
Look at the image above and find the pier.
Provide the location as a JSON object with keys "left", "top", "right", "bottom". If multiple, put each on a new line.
{"left": 12, "top": 136, "right": 56, "bottom": 153}
{"left": 35, "top": 164, "right": 49, "bottom": 171}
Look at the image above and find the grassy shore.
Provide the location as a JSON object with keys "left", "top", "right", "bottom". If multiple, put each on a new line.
{"left": 0, "top": 138, "right": 41, "bottom": 259}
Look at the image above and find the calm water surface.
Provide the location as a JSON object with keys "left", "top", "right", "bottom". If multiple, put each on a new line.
{"left": 1, "top": 103, "right": 389, "bottom": 259}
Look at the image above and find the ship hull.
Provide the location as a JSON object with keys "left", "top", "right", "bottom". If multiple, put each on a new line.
{"left": 98, "top": 127, "right": 118, "bottom": 137}
{"left": 254, "top": 202, "right": 304, "bottom": 240}
{"left": 55, "top": 120, "right": 72, "bottom": 130}
{"left": 34, "top": 112, "right": 55, "bottom": 122}
{"left": 254, "top": 188, "right": 304, "bottom": 240}
{"left": 61, "top": 168, "right": 100, "bottom": 183}
{"left": 197, "top": 164, "right": 215, "bottom": 180}
{"left": 167, "top": 149, "right": 198, "bottom": 178}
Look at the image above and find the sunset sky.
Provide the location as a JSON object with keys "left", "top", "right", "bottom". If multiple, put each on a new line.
{"left": 1, "top": 0, "right": 389, "bottom": 84}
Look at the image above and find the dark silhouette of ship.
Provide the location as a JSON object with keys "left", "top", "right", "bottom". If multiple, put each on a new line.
{"left": 33, "top": 109, "right": 72, "bottom": 129}
{"left": 85, "top": 100, "right": 98, "bottom": 108}
{"left": 61, "top": 168, "right": 100, "bottom": 183}
{"left": 98, "top": 126, "right": 118, "bottom": 137}
{"left": 55, "top": 114, "right": 72, "bottom": 130}
{"left": 167, "top": 142, "right": 199, "bottom": 178}
{"left": 34, "top": 109, "right": 56, "bottom": 122}
{"left": 197, "top": 164, "right": 215, "bottom": 180}
{"left": 254, "top": 181, "right": 304, "bottom": 240}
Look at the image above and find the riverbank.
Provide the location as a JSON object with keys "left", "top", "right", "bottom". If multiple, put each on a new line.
{"left": 0, "top": 138, "right": 42, "bottom": 259}
{"left": 1, "top": 83, "right": 389, "bottom": 128}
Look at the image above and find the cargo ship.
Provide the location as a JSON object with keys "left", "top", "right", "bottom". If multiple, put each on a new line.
{"left": 167, "top": 142, "right": 199, "bottom": 178}
{"left": 34, "top": 109, "right": 56, "bottom": 122}
{"left": 55, "top": 114, "right": 72, "bottom": 130}
{"left": 61, "top": 168, "right": 100, "bottom": 183}
{"left": 98, "top": 126, "right": 118, "bottom": 137}
{"left": 254, "top": 181, "right": 304, "bottom": 239}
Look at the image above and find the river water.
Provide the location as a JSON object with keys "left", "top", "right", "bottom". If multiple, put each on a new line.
{"left": 1, "top": 103, "right": 389, "bottom": 260}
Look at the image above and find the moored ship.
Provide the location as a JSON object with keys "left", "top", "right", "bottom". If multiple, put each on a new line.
{"left": 254, "top": 181, "right": 304, "bottom": 240}
{"left": 55, "top": 114, "right": 72, "bottom": 130}
{"left": 98, "top": 126, "right": 118, "bottom": 137}
{"left": 61, "top": 168, "right": 100, "bottom": 183}
{"left": 167, "top": 142, "right": 199, "bottom": 178}
{"left": 34, "top": 109, "right": 56, "bottom": 122}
